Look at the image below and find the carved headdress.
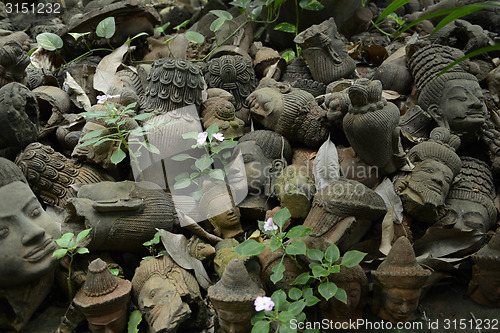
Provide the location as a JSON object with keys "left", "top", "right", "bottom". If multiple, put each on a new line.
{"left": 472, "top": 228, "right": 500, "bottom": 270}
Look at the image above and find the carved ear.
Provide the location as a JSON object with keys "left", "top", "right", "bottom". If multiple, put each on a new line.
{"left": 427, "top": 104, "right": 448, "bottom": 128}
{"left": 472, "top": 265, "right": 481, "bottom": 280}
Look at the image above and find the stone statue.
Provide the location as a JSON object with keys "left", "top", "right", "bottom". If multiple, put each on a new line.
{"left": 343, "top": 79, "right": 406, "bottom": 175}
{"left": 141, "top": 58, "right": 205, "bottom": 114}
{"left": 15, "top": 142, "right": 115, "bottom": 209}
{"left": 320, "top": 258, "right": 368, "bottom": 323}
{"left": 294, "top": 18, "right": 356, "bottom": 84}
{"left": 201, "top": 97, "right": 245, "bottom": 140}
{"left": 395, "top": 128, "right": 462, "bottom": 223}
{"left": 372, "top": 236, "right": 431, "bottom": 323}
{"left": 408, "top": 44, "right": 488, "bottom": 143}
{"left": 446, "top": 156, "right": 497, "bottom": 233}
{"left": 0, "top": 157, "right": 59, "bottom": 331}
{"left": 131, "top": 255, "right": 209, "bottom": 333}
{"left": 468, "top": 227, "right": 500, "bottom": 307}
{"left": 63, "top": 181, "right": 177, "bottom": 253}
{"left": 208, "top": 259, "right": 265, "bottom": 333}
{"left": 303, "top": 177, "right": 386, "bottom": 251}
{"left": 199, "top": 183, "right": 243, "bottom": 239}
{"left": 274, "top": 165, "right": 316, "bottom": 218}
{"left": 0, "top": 41, "right": 30, "bottom": 88}
{"left": 203, "top": 55, "right": 257, "bottom": 111}
{"left": 247, "top": 78, "right": 330, "bottom": 148}
{"left": 73, "top": 258, "right": 131, "bottom": 333}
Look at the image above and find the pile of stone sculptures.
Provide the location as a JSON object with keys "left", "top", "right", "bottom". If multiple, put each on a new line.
{"left": 1, "top": 0, "right": 500, "bottom": 331}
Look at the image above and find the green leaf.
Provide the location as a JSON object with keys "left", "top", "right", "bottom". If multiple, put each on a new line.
{"left": 270, "top": 261, "right": 285, "bottom": 284}
{"left": 81, "top": 128, "right": 106, "bottom": 141}
{"left": 341, "top": 250, "right": 366, "bottom": 267}
{"left": 210, "top": 17, "right": 227, "bottom": 32}
{"left": 334, "top": 287, "right": 347, "bottom": 304}
{"left": 128, "top": 309, "right": 142, "bottom": 333}
{"left": 325, "top": 243, "right": 340, "bottom": 263}
{"left": 328, "top": 265, "right": 340, "bottom": 274}
{"left": 175, "top": 172, "right": 190, "bottom": 182}
{"left": 96, "top": 17, "right": 116, "bottom": 39}
{"left": 299, "top": 0, "right": 324, "bottom": 10}
{"left": 277, "top": 311, "right": 295, "bottom": 323}
{"left": 76, "top": 228, "right": 92, "bottom": 244}
{"left": 318, "top": 281, "right": 338, "bottom": 301}
{"left": 174, "top": 19, "right": 191, "bottom": 31}
{"left": 374, "top": 0, "right": 412, "bottom": 25}
{"left": 274, "top": 22, "right": 296, "bottom": 34}
{"left": 306, "top": 248, "right": 324, "bottom": 262}
{"left": 68, "top": 32, "right": 90, "bottom": 41}
{"left": 142, "top": 142, "right": 160, "bottom": 154}
{"left": 52, "top": 248, "right": 68, "bottom": 258}
{"left": 250, "top": 6, "right": 263, "bottom": 20}
{"left": 210, "top": 10, "right": 233, "bottom": 20}
{"left": 439, "top": 44, "right": 500, "bottom": 76}
{"left": 285, "top": 240, "right": 306, "bottom": 256}
{"left": 386, "top": 12, "right": 406, "bottom": 26}
{"left": 304, "top": 295, "right": 321, "bottom": 306}
{"left": 222, "top": 151, "right": 232, "bottom": 159}
{"left": 288, "top": 288, "right": 302, "bottom": 300}
{"left": 56, "top": 233, "right": 74, "bottom": 248}
{"left": 186, "top": 31, "right": 205, "bottom": 44}
{"left": 273, "top": 207, "right": 291, "bottom": 229}
{"left": 171, "top": 153, "right": 195, "bottom": 161}
{"left": 206, "top": 123, "right": 219, "bottom": 138}
{"left": 211, "top": 139, "right": 238, "bottom": 153}
{"left": 251, "top": 320, "right": 270, "bottom": 333}
{"left": 269, "top": 236, "right": 281, "bottom": 252}
{"left": 288, "top": 300, "right": 306, "bottom": 316}
{"left": 182, "top": 131, "right": 199, "bottom": 140}
{"left": 195, "top": 155, "right": 214, "bottom": 172}
{"left": 76, "top": 247, "right": 90, "bottom": 255}
{"left": 431, "top": 4, "right": 490, "bottom": 36}
{"left": 36, "top": 32, "right": 63, "bottom": 51}
{"left": 310, "top": 262, "right": 329, "bottom": 278}
{"left": 291, "top": 272, "right": 311, "bottom": 285}
{"left": 110, "top": 147, "right": 126, "bottom": 164}
{"left": 271, "top": 290, "right": 287, "bottom": 311}
{"left": 127, "top": 32, "right": 150, "bottom": 43}
{"left": 229, "top": 0, "right": 251, "bottom": 8}
{"left": 281, "top": 50, "right": 296, "bottom": 62}
{"left": 174, "top": 178, "right": 191, "bottom": 190}
{"left": 132, "top": 113, "right": 153, "bottom": 121}
{"left": 233, "top": 239, "right": 267, "bottom": 256}
{"left": 209, "top": 169, "right": 225, "bottom": 181}
{"left": 286, "top": 225, "right": 312, "bottom": 240}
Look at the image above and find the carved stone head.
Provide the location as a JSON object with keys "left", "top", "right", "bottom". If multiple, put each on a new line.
{"left": 372, "top": 236, "right": 431, "bottom": 323}
{"left": 469, "top": 228, "right": 500, "bottom": 307}
{"left": 409, "top": 44, "right": 488, "bottom": 142}
{"left": 0, "top": 40, "right": 30, "bottom": 87}
{"left": 202, "top": 97, "right": 245, "bottom": 140}
{"left": 274, "top": 165, "right": 316, "bottom": 218}
{"left": 247, "top": 78, "right": 330, "bottom": 147}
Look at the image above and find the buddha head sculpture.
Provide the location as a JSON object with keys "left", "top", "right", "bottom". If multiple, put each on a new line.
{"left": 320, "top": 259, "right": 368, "bottom": 322}
{"left": 208, "top": 259, "right": 265, "bottom": 333}
{"left": 446, "top": 156, "right": 497, "bottom": 233}
{"left": 303, "top": 177, "right": 386, "bottom": 251}
{"left": 131, "top": 255, "right": 208, "bottom": 333}
{"left": 469, "top": 228, "right": 500, "bottom": 307}
{"left": 372, "top": 236, "right": 431, "bottom": 323}
{"left": 63, "top": 181, "right": 177, "bottom": 253}
{"left": 395, "top": 127, "right": 462, "bottom": 223}
{"left": 15, "top": 142, "right": 115, "bottom": 209}
{"left": 142, "top": 58, "right": 205, "bottom": 114}
{"left": 0, "top": 157, "right": 59, "bottom": 331}
{"left": 74, "top": 258, "right": 132, "bottom": 333}
{"left": 203, "top": 55, "right": 257, "bottom": 111}
{"left": 294, "top": 18, "right": 356, "bottom": 84}
{"left": 0, "top": 40, "right": 30, "bottom": 87}
{"left": 408, "top": 44, "right": 488, "bottom": 142}
{"left": 202, "top": 97, "right": 245, "bottom": 139}
{"left": 234, "top": 130, "right": 293, "bottom": 197}
{"left": 199, "top": 183, "right": 243, "bottom": 239}
{"left": 274, "top": 165, "right": 316, "bottom": 218}
{"left": 247, "top": 77, "right": 330, "bottom": 148}
{"left": 343, "top": 79, "right": 406, "bottom": 175}
{"left": 0, "top": 82, "right": 39, "bottom": 151}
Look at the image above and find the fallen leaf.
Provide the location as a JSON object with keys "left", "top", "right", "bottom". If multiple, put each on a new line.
{"left": 93, "top": 43, "right": 129, "bottom": 94}
{"left": 382, "top": 90, "right": 401, "bottom": 100}
{"left": 313, "top": 136, "right": 340, "bottom": 191}
{"left": 63, "top": 72, "right": 91, "bottom": 111}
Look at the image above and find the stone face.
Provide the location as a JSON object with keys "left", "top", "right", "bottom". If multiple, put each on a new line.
{"left": 202, "top": 97, "right": 245, "bottom": 139}
{"left": 0, "top": 40, "right": 29, "bottom": 88}
{"left": 274, "top": 165, "right": 316, "bottom": 218}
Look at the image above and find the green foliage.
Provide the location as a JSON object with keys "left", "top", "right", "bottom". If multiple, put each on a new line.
{"left": 186, "top": 31, "right": 205, "bottom": 44}
{"left": 96, "top": 17, "right": 116, "bottom": 39}
{"left": 127, "top": 310, "right": 142, "bottom": 333}
{"left": 36, "top": 32, "right": 63, "bottom": 51}
{"left": 274, "top": 22, "right": 297, "bottom": 34}
{"left": 142, "top": 231, "right": 168, "bottom": 260}
{"left": 299, "top": 0, "right": 324, "bottom": 11}
{"left": 281, "top": 50, "right": 296, "bottom": 62}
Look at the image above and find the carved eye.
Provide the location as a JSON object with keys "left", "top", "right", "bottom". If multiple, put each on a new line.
{"left": 0, "top": 227, "right": 8, "bottom": 239}
{"left": 30, "top": 207, "right": 42, "bottom": 218}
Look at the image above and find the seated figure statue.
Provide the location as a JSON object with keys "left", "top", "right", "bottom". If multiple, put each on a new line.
{"left": 372, "top": 236, "right": 431, "bottom": 323}
{"left": 0, "top": 157, "right": 60, "bottom": 331}
{"left": 468, "top": 227, "right": 500, "bottom": 307}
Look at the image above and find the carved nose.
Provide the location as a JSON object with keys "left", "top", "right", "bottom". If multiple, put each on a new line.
{"left": 21, "top": 220, "right": 46, "bottom": 246}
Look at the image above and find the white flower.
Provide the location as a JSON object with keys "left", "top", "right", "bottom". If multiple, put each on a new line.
{"left": 197, "top": 131, "right": 208, "bottom": 145}
{"left": 254, "top": 296, "right": 275, "bottom": 312}
{"left": 96, "top": 94, "right": 120, "bottom": 104}
{"left": 212, "top": 132, "right": 224, "bottom": 141}
{"left": 263, "top": 217, "right": 278, "bottom": 232}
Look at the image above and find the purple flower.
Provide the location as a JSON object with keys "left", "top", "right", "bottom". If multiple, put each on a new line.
{"left": 197, "top": 131, "right": 208, "bottom": 145}
{"left": 96, "top": 94, "right": 120, "bottom": 104}
{"left": 254, "top": 296, "right": 275, "bottom": 312}
{"left": 263, "top": 217, "right": 278, "bottom": 232}
{"left": 213, "top": 132, "right": 224, "bottom": 141}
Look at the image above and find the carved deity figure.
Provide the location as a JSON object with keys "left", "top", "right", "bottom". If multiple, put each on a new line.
{"left": 247, "top": 78, "right": 330, "bottom": 148}
{"left": 0, "top": 41, "right": 30, "bottom": 88}
{"left": 468, "top": 228, "right": 500, "bottom": 307}
{"left": 372, "top": 236, "right": 431, "bottom": 323}
{"left": 408, "top": 44, "right": 488, "bottom": 143}
{"left": 395, "top": 128, "right": 462, "bottom": 223}
{"left": 202, "top": 97, "right": 245, "bottom": 140}
{"left": 274, "top": 165, "right": 316, "bottom": 218}
{"left": 0, "top": 157, "right": 59, "bottom": 331}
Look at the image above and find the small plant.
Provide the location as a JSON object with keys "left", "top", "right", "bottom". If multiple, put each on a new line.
{"left": 234, "top": 207, "right": 367, "bottom": 332}
{"left": 171, "top": 123, "right": 237, "bottom": 201}
{"left": 53, "top": 228, "right": 92, "bottom": 300}
{"left": 127, "top": 309, "right": 143, "bottom": 333}
{"left": 142, "top": 231, "right": 168, "bottom": 260}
